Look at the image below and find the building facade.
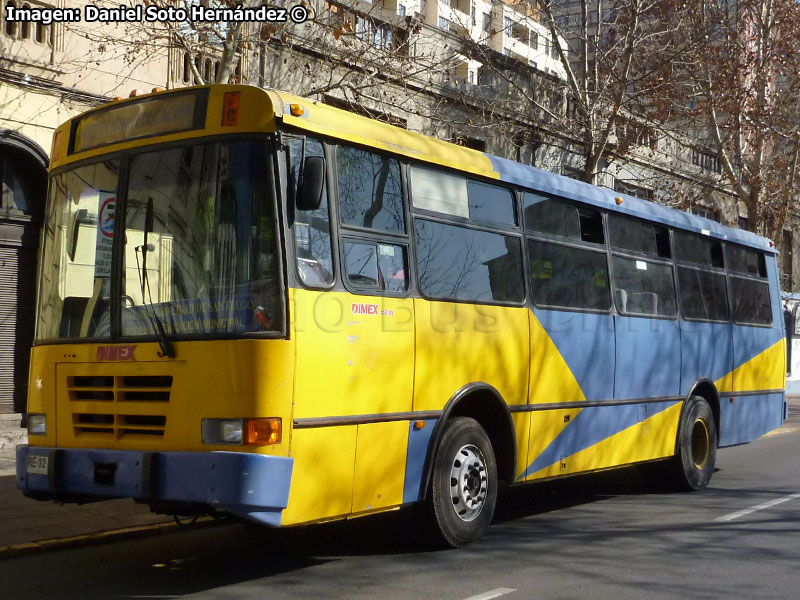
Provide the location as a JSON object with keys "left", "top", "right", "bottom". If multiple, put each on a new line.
{"left": 0, "top": 0, "right": 797, "bottom": 413}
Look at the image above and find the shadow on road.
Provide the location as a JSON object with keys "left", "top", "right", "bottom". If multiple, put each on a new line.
{"left": 1, "top": 462, "right": 798, "bottom": 599}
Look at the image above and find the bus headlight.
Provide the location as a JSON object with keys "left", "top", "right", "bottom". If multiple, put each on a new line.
{"left": 28, "top": 414, "right": 47, "bottom": 436}
{"left": 220, "top": 419, "right": 244, "bottom": 444}
{"left": 202, "top": 418, "right": 281, "bottom": 446}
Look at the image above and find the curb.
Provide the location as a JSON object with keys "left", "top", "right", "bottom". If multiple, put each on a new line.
{"left": 0, "top": 516, "right": 222, "bottom": 560}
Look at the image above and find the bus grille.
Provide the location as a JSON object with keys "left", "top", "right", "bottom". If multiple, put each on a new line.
{"left": 67, "top": 375, "right": 172, "bottom": 439}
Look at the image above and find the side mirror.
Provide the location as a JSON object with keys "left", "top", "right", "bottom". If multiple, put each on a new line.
{"left": 297, "top": 156, "right": 325, "bottom": 212}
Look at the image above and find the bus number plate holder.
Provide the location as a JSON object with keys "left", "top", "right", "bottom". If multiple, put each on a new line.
{"left": 27, "top": 455, "right": 48, "bottom": 475}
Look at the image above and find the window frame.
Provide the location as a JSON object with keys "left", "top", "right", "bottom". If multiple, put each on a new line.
{"left": 410, "top": 210, "right": 526, "bottom": 307}
{"left": 285, "top": 134, "right": 338, "bottom": 292}
{"left": 606, "top": 213, "right": 678, "bottom": 320}
{"left": 339, "top": 234, "right": 410, "bottom": 296}
{"left": 407, "top": 163, "right": 519, "bottom": 232}
{"left": 36, "top": 133, "right": 288, "bottom": 345}
{"left": 333, "top": 143, "right": 407, "bottom": 239}
{"left": 725, "top": 242, "right": 772, "bottom": 328}
{"left": 522, "top": 192, "right": 612, "bottom": 315}
{"left": 673, "top": 231, "right": 730, "bottom": 324}
{"left": 333, "top": 144, "right": 413, "bottom": 298}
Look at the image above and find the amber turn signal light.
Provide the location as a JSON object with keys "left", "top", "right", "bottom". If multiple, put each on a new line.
{"left": 246, "top": 418, "right": 281, "bottom": 445}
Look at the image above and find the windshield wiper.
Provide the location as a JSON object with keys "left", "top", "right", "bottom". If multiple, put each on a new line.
{"left": 135, "top": 196, "right": 175, "bottom": 358}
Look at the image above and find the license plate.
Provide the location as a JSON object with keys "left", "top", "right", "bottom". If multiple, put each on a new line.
{"left": 27, "top": 454, "right": 48, "bottom": 475}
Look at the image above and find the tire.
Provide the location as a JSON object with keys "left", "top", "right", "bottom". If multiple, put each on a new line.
{"left": 641, "top": 396, "right": 717, "bottom": 491}
{"left": 674, "top": 396, "right": 717, "bottom": 490}
{"left": 429, "top": 417, "right": 497, "bottom": 548}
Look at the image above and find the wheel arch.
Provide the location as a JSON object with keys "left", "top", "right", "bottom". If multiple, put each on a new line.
{"left": 684, "top": 378, "right": 721, "bottom": 448}
{"left": 417, "top": 382, "right": 516, "bottom": 501}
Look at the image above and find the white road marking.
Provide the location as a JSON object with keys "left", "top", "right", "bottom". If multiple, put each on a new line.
{"left": 715, "top": 493, "right": 800, "bottom": 522}
{"left": 462, "top": 588, "right": 517, "bottom": 600}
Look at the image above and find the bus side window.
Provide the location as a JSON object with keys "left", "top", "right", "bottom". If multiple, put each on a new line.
{"left": 607, "top": 213, "right": 676, "bottom": 318}
{"left": 726, "top": 244, "right": 771, "bottom": 326}
{"left": 342, "top": 239, "right": 409, "bottom": 293}
{"left": 674, "top": 231, "right": 729, "bottom": 322}
{"left": 288, "top": 138, "right": 334, "bottom": 287}
{"left": 336, "top": 146, "right": 404, "bottom": 233}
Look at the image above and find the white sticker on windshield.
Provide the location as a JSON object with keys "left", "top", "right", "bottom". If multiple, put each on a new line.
{"left": 635, "top": 260, "right": 647, "bottom": 271}
{"left": 94, "top": 191, "right": 116, "bottom": 279}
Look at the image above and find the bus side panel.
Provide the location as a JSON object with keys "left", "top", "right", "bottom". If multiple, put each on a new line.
{"left": 413, "top": 299, "right": 529, "bottom": 481}
{"left": 522, "top": 401, "right": 682, "bottom": 480}
{"left": 721, "top": 256, "right": 786, "bottom": 446}
{"left": 523, "top": 313, "right": 681, "bottom": 476}
{"left": 718, "top": 392, "right": 784, "bottom": 447}
{"left": 352, "top": 421, "right": 408, "bottom": 513}
{"left": 412, "top": 300, "right": 529, "bottom": 411}
{"left": 290, "top": 288, "right": 414, "bottom": 523}
{"left": 614, "top": 316, "right": 681, "bottom": 400}
{"left": 523, "top": 310, "right": 615, "bottom": 481}
{"left": 680, "top": 321, "right": 733, "bottom": 395}
{"left": 282, "top": 425, "right": 357, "bottom": 525}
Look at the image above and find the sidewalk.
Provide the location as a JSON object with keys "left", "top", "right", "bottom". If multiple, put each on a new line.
{"left": 1, "top": 396, "right": 799, "bottom": 556}
{"left": 0, "top": 414, "right": 172, "bottom": 555}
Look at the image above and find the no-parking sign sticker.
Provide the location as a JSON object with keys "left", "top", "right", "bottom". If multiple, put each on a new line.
{"left": 94, "top": 192, "right": 115, "bottom": 278}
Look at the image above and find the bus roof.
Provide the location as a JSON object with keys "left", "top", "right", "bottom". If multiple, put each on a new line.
{"left": 51, "top": 84, "right": 775, "bottom": 254}
{"left": 269, "top": 88, "right": 775, "bottom": 254}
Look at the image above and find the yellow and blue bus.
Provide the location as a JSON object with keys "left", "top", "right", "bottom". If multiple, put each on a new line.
{"left": 17, "top": 85, "right": 787, "bottom": 547}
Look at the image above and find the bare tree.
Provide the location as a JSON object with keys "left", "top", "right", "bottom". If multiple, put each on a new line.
{"left": 454, "top": 0, "right": 689, "bottom": 184}
{"left": 652, "top": 0, "right": 800, "bottom": 239}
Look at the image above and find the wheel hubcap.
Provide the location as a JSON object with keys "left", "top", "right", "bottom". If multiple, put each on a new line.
{"left": 691, "top": 418, "right": 710, "bottom": 470}
{"left": 449, "top": 444, "right": 488, "bottom": 522}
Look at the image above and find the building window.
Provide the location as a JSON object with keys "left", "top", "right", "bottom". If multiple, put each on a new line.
{"left": 482, "top": 13, "right": 491, "bottom": 34}
{"left": 690, "top": 206, "right": 720, "bottom": 222}
{"left": 614, "top": 180, "right": 654, "bottom": 202}
{"left": 0, "top": 153, "right": 36, "bottom": 215}
{"left": 397, "top": 3, "right": 405, "bottom": 16}
{"left": 529, "top": 30, "right": 538, "bottom": 49}
{"left": 738, "top": 216, "right": 749, "bottom": 232}
{"left": 19, "top": 3, "right": 30, "bottom": 39}
{"left": 4, "top": 1, "right": 17, "bottom": 37}
{"left": 439, "top": 16, "right": 449, "bottom": 31}
{"left": 34, "top": 21, "right": 51, "bottom": 45}
{"left": 692, "top": 148, "right": 721, "bottom": 173}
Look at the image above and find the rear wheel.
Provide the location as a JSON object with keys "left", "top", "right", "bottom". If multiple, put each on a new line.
{"left": 430, "top": 417, "right": 497, "bottom": 547}
{"left": 640, "top": 396, "right": 717, "bottom": 491}
{"left": 675, "top": 396, "right": 717, "bottom": 490}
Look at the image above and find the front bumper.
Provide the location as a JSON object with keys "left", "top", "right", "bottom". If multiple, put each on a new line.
{"left": 16, "top": 445, "right": 293, "bottom": 526}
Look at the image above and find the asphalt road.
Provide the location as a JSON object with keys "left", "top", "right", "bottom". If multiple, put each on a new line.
{"left": 1, "top": 428, "right": 798, "bottom": 600}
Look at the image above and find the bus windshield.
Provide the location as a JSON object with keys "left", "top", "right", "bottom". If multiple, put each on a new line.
{"left": 37, "top": 139, "right": 283, "bottom": 341}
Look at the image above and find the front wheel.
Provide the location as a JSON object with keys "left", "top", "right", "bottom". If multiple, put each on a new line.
{"left": 429, "top": 417, "right": 497, "bottom": 548}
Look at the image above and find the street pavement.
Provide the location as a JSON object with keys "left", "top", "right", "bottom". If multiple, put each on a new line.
{"left": 0, "top": 395, "right": 798, "bottom": 557}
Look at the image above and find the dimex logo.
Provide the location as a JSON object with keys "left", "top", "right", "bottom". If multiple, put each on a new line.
{"left": 351, "top": 303, "right": 380, "bottom": 315}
